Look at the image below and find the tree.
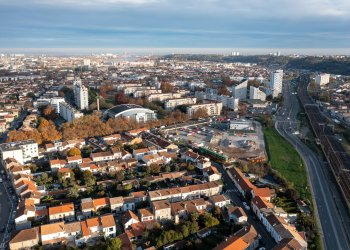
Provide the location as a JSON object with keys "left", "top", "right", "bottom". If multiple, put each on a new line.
{"left": 150, "top": 163, "right": 161, "bottom": 174}
{"left": 187, "top": 164, "right": 195, "bottom": 171}
{"left": 116, "top": 171, "right": 125, "bottom": 182}
{"left": 200, "top": 212, "right": 220, "bottom": 228}
{"left": 160, "top": 82, "right": 174, "bottom": 93}
{"left": 192, "top": 108, "right": 209, "bottom": 119}
{"left": 218, "top": 86, "right": 230, "bottom": 96}
{"left": 213, "top": 206, "right": 222, "bottom": 219}
{"left": 67, "top": 147, "right": 81, "bottom": 157}
{"left": 105, "top": 237, "right": 122, "bottom": 250}
{"left": 42, "top": 105, "right": 57, "bottom": 120}
{"left": 38, "top": 118, "right": 62, "bottom": 142}
{"left": 114, "top": 91, "right": 129, "bottom": 105}
{"left": 27, "top": 92, "right": 35, "bottom": 98}
{"left": 67, "top": 185, "right": 79, "bottom": 199}
{"left": 82, "top": 170, "right": 96, "bottom": 187}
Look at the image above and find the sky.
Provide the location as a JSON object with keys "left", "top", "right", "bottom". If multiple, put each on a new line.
{"left": 0, "top": 0, "right": 350, "bottom": 53}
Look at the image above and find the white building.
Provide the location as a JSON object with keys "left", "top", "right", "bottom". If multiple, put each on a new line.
{"left": 104, "top": 104, "right": 157, "bottom": 123}
{"left": 195, "top": 92, "right": 239, "bottom": 111}
{"left": 268, "top": 70, "right": 283, "bottom": 97}
{"left": 232, "top": 79, "right": 248, "bottom": 100}
{"left": 83, "top": 59, "right": 91, "bottom": 66}
{"left": 164, "top": 97, "right": 197, "bottom": 109}
{"left": 73, "top": 79, "right": 89, "bottom": 110}
{"left": 315, "top": 73, "right": 330, "bottom": 87}
{"left": 229, "top": 119, "right": 254, "bottom": 131}
{"left": 249, "top": 86, "right": 266, "bottom": 101}
{"left": 50, "top": 97, "right": 66, "bottom": 113}
{"left": 186, "top": 102, "right": 222, "bottom": 117}
{"left": 0, "top": 140, "right": 38, "bottom": 164}
{"left": 59, "top": 102, "right": 84, "bottom": 122}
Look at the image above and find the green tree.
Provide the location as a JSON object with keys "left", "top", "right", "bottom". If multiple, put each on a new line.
{"left": 82, "top": 170, "right": 96, "bottom": 187}
{"left": 105, "top": 237, "right": 122, "bottom": 250}
{"left": 200, "top": 212, "right": 220, "bottom": 228}
{"left": 67, "top": 185, "right": 79, "bottom": 199}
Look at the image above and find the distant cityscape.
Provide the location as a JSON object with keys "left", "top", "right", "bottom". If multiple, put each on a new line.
{"left": 0, "top": 52, "right": 349, "bottom": 250}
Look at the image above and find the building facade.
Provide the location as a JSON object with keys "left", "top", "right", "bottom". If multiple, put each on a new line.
{"left": 73, "top": 79, "right": 89, "bottom": 110}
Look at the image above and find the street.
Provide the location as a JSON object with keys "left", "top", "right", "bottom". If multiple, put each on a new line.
{"left": 275, "top": 79, "right": 350, "bottom": 250}
{"left": 212, "top": 162, "right": 276, "bottom": 249}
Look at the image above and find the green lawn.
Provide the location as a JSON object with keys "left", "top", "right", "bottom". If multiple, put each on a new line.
{"left": 264, "top": 127, "right": 311, "bottom": 200}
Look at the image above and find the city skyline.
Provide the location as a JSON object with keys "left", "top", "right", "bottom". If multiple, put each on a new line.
{"left": 0, "top": 0, "right": 350, "bottom": 49}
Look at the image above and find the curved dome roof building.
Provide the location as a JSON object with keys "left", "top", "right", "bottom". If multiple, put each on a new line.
{"left": 104, "top": 104, "right": 157, "bottom": 123}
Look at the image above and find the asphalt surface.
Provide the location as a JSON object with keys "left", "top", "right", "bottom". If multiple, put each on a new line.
{"left": 275, "top": 80, "right": 350, "bottom": 250}
{"left": 212, "top": 162, "right": 276, "bottom": 249}
{"left": 0, "top": 111, "right": 27, "bottom": 249}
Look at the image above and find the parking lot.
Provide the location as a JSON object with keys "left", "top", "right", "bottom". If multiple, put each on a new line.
{"left": 165, "top": 119, "right": 266, "bottom": 160}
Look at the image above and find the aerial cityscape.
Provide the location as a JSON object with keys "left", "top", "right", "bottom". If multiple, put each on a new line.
{"left": 1, "top": 1, "right": 350, "bottom": 250}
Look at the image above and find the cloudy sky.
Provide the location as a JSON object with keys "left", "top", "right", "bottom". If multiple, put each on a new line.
{"left": 0, "top": 0, "right": 349, "bottom": 50}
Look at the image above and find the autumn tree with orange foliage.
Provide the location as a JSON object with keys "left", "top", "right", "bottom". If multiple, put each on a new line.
{"left": 160, "top": 82, "right": 174, "bottom": 93}
{"left": 192, "top": 108, "right": 209, "bottom": 119}
{"left": 67, "top": 147, "right": 81, "bottom": 157}
{"left": 62, "top": 115, "right": 113, "bottom": 140}
{"left": 42, "top": 105, "right": 58, "bottom": 120}
{"left": 38, "top": 118, "right": 62, "bottom": 142}
{"left": 7, "top": 129, "right": 43, "bottom": 144}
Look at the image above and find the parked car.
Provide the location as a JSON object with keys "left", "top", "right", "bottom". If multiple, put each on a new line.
{"left": 243, "top": 202, "right": 250, "bottom": 210}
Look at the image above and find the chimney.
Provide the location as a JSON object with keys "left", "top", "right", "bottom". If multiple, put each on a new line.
{"left": 97, "top": 97, "right": 100, "bottom": 111}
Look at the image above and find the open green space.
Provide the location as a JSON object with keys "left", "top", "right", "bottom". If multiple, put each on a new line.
{"left": 263, "top": 127, "right": 311, "bottom": 201}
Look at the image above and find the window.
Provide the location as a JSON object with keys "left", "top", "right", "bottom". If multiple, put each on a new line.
{"left": 109, "top": 227, "right": 114, "bottom": 232}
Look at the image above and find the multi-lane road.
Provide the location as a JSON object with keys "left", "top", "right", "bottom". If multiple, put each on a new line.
{"left": 275, "top": 79, "right": 350, "bottom": 250}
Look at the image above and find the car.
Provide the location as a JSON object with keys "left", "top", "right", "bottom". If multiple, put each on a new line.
{"left": 242, "top": 202, "right": 250, "bottom": 210}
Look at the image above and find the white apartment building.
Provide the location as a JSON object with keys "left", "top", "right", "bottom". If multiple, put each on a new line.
{"left": 315, "top": 73, "right": 330, "bottom": 87}
{"left": 0, "top": 140, "right": 38, "bottom": 164}
{"left": 195, "top": 92, "right": 239, "bottom": 111}
{"left": 250, "top": 86, "right": 266, "bottom": 101}
{"left": 73, "top": 79, "right": 89, "bottom": 110}
{"left": 59, "top": 102, "right": 84, "bottom": 123}
{"left": 147, "top": 92, "right": 183, "bottom": 102}
{"left": 268, "top": 70, "right": 283, "bottom": 97}
{"left": 164, "top": 97, "right": 197, "bottom": 109}
{"left": 186, "top": 102, "right": 222, "bottom": 117}
{"left": 232, "top": 79, "right": 248, "bottom": 100}
{"left": 50, "top": 97, "right": 66, "bottom": 113}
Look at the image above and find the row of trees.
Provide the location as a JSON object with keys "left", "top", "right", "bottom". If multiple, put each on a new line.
{"left": 7, "top": 118, "right": 62, "bottom": 144}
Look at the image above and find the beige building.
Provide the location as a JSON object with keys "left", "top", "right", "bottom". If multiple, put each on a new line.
{"left": 164, "top": 97, "right": 197, "bottom": 109}
{"left": 186, "top": 102, "right": 222, "bottom": 117}
{"left": 152, "top": 200, "right": 172, "bottom": 221}
{"left": 10, "top": 228, "right": 39, "bottom": 250}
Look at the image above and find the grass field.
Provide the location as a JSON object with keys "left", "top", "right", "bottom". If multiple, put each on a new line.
{"left": 263, "top": 127, "right": 311, "bottom": 200}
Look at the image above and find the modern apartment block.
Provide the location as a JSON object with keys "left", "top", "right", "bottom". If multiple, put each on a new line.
{"left": 186, "top": 102, "right": 222, "bottom": 117}
{"left": 268, "top": 69, "right": 283, "bottom": 97}
{"left": 315, "top": 73, "right": 330, "bottom": 87}
{"left": 59, "top": 102, "right": 84, "bottom": 123}
{"left": 0, "top": 140, "right": 38, "bottom": 164}
{"left": 232, "top": 79, "right": 248, "bottom": 100}
{"left": 195, "top": 92, "right": 239, "bottom": 111}
{"left": 249, "top": 86, "right": 266, "bottom": 101}
{"left": 164, "top": 97, "right": 197, "bottom": 109}
{"left": 73, "top": 79, "right": 89, "bottom": 110}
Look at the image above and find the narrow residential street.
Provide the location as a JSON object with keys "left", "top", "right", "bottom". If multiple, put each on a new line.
{"left": 212, "top": 162, "right": 276, "bottom": 249}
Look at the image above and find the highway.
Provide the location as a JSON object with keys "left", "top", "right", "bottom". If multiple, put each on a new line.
{"left": 275, "top": 79, "right": 350, "bottom": 250}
